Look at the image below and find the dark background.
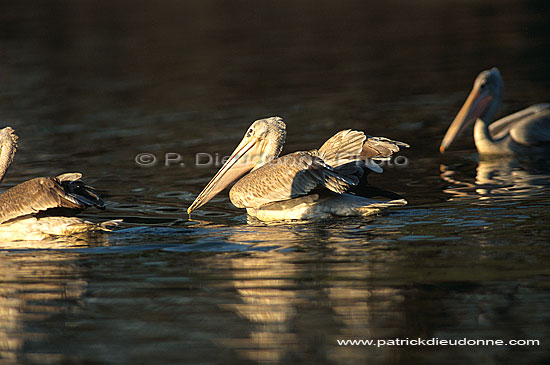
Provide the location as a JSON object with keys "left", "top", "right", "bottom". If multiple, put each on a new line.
{"left": 0, "top": 1, "right": 549, "bottom": 363}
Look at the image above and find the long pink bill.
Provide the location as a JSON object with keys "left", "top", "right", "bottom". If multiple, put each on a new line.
{"left": 440, "top": 87, "right": 493, "bottom": 153}
{"left": 187, "top": 138, "right": 261, "bottom": 214}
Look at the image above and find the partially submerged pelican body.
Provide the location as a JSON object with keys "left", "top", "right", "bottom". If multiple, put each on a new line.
{"left": 188, "top": 117, "right": 408, "bottom": 221}
{"left": 0, "top": 127, "right": 118, "bottom": 241}
{"left": 440, "top": 67, "right": 550, "bottom": 155}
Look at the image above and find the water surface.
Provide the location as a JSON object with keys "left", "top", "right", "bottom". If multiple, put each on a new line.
{"left": 0, "top": 1, "right": 549, "bottom": 363}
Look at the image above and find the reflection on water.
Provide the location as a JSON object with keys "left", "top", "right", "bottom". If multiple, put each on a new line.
{"left": 0, "top": 0, "right": 549, "bottom": 363}
{"left": 220, "top": 255, "right": 298, "bottom": 363}
{"left": 0, "top": 233, "right": 114, "bottom": 250}
{"left": 0, "top": 252, "right": 86, "bottom": 363}
{"left": 441, "top": 157, "right": 550, "bottom": 200}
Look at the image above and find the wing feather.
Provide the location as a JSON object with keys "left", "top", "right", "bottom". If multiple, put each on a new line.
{"left": 230, "top": 152, "right": 354, "bottom": 209}
{"left": 0, "top": 175, "right": 104, "bottom": 224}
{"left": 229, "top": 129, "right": 409, "bottom": 209}
{"left": 318, "top": 129, "right": 408, "bottom": 172}
{"left": 361, "top": 135, "right": 410, "bottom": 158}
{"left": 508, "top": 107, "right": 550, "bottom": 145}
{"left": 318, "top": 129, "right": 366, "bottom": 165}
{"left": 489, "top": 103, "right": 550, "bottom": 141}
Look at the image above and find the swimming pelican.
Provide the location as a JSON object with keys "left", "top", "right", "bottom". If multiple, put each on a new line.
{"left": 0, "top": 126, "right": 118, "bottom": 241}
{"left": 440, "top": 67, "right": 550, "bottom": 155}
{"left": 187, "top": 117, "right": 408, "bottom": 221}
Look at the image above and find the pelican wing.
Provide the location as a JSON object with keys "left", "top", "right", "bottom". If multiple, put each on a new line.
{"left": 508, "top": 106, "right": 550, "bottom": 145}
{"left": 318, "top": 129, "right": 366, "bottom": 164}
{"left": 489, "top": 103, "right": 550, "bottom": 141}
{"left": 0, "top": 174, "right": 104, "bottom": 224}
{"left": 229, "top": 152, "right": 356, "bottom": 209}
{"left": 318, "top": 129, "right": 409, "bottom": 174}
{"left": 361, "top": 135, "right": 410, "bottom": 158}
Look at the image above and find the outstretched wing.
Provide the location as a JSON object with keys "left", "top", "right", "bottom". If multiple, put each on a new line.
{"left": 361, "top": 135, "right": 410, "bottom": 158}
{"left": 0, "top": 173, "right": 104, "bottom": 224}
{"left": 360, "top": 135, "right": 410, "bottom": 173}
{"left": 318, "top": 129, "right": 366, "bottom": 164}
{"left": 229, "top": 152, "right": 356, "bottom": 209}
{"left": 319, "top": 129, "right": 409, "bottom": 172}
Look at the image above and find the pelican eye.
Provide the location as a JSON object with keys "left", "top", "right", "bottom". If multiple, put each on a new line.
{"left": 479, "top": 82, "right": 487, "bottom": 89}
{"left": 246, "top": 128, "right": 254, "bottom": 137}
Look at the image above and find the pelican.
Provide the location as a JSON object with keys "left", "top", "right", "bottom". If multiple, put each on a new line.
{"left": 440, "top": 67, "right": 550, "bottom": 155}
{"left": 187, "top": 117, "right": 408, "bottom": 221}
{"left": 0, "top": 126, "right": 118, "bottom": 241}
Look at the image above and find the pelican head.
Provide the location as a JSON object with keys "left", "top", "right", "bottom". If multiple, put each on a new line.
{"left": 0, "top": 127, "right": 18, "bottom": 183}
{"left": 440, "top": 67, "right": 503, "bottom": 153}
{"left": 187, "top": 117, "right": 286, "bottom": 214}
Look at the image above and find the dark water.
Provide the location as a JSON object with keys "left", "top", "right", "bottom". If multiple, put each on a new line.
{"left": 1, "top": 1, "right": 550, "bottom": 363}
